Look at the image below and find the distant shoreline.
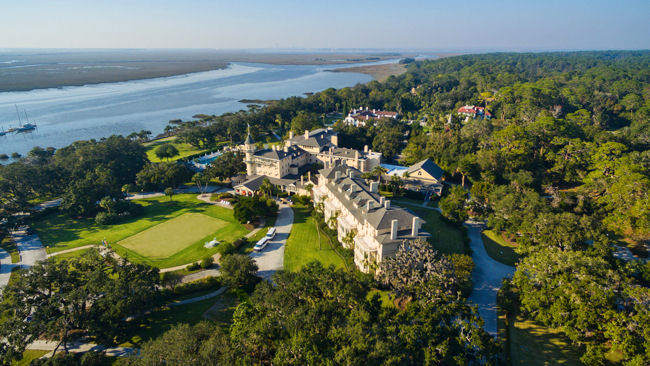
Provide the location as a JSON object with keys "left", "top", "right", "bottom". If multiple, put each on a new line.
{"left": 0, "top": 51, "right": 411, "bottom": 92}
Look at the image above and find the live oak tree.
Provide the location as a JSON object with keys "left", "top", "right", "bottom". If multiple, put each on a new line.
{"left": 154, "top": 143, "right": 179, "bottom": 161}
{"left": 0, "top": 249, "right": 160, "bottom": 363}
{"left": 439, "top": 185, "right": 468, "bottom": 224}
{"left": 219, "top": 254, "right": 258, "bottom": 289}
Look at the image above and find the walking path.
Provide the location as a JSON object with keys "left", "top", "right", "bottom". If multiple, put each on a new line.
{"left": 168, "top": 286, "right": 227, "bottom": 307}
{"left": 465, "top": 220, "right": 515, "bottom": 336}
{"left": 250, "top": 204, "right": 293, "bottom": 280}
{"left": 46, "top": 245, "right": 96, "bottom": 258}
{"left": 11, "top": 231, "right": 47, "bottom": 266}
{"left": 26, "top": 340, "right": 135, "bottom": 358}
{"left": 0, "top": 248, "right": 17, "bottom": 292}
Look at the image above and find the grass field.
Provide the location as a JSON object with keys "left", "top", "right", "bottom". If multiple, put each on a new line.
{"left": 409, "top": 207, "right": 468, "bottom": 255}
{"left": 119, "top": 213, "right": 227, "bottom": 259}
{"left": 482, "top": 230, "right": 520, "bottom": 266}
{"left": 144, "top": 136, "right": 209, "bottom": 162}
{"left": 14, "top": 350, "right": 50, "bottom": 366}
{"left": 284, "top": 205, "right": 345, "bottom": 272}
{"left": 32, "top": 194, "right": 249, "bottom": 268}
{"left": 509, "top": 315, "right": 583, "bottom": 366}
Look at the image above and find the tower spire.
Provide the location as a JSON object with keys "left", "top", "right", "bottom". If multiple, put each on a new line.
{"left": 244, "top": 123, "right": 254, "bottom": 145}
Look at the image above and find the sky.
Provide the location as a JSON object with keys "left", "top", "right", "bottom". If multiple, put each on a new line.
{"left": 1, "top": 0, "right": 649, "bottom": 51}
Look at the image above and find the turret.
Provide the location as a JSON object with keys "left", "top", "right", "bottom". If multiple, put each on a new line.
{"left": 244, "top": 124, "right": 256, "bottom": 176}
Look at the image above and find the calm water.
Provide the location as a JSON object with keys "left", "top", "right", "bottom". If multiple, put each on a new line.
{"left": 0, "top": 62, "right": 374, "bottom": 156}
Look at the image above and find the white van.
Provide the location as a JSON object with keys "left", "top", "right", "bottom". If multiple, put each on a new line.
{"left": 266, "top": 227, "right": 277, "bottom": 240}
{"left": 253, "top": 237, "right": 270, "bottom": 252}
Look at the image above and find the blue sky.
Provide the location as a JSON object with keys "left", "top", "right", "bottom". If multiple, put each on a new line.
{"left": 1, "top": 0, "right": 648, "bottom": 50}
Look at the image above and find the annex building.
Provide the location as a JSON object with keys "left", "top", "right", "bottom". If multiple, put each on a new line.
{"left": 344, "top": 107, "right": 398, "bottom": 127}
{"left": 313, "top": 164, "right": 430, "bottom": 273}
{"left": 235, "top": 127, "right": 382, "bottom": 196}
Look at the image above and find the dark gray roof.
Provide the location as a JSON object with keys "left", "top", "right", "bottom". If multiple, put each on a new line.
{"left": 407, "top": 159, "right": 445, "bottom": 181}
{"left": 322, "top": 165, "right": 425, "bottom": 233}
{"left": 244, "top": 133, "right": 254, "bottom": 145}
{"left": 289, "top": 128, "right": 337, "bottom": 150}
{"left": 236, "top": 175, "right": 265, "bottom": 191}
{"left": 254, "top": 146, "right": 307, "bottom": 160}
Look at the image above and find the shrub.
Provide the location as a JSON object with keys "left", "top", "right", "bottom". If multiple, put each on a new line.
{"left": 217, "top": 242, "right": 235, "bottom": 255}
{"left": 232, "top": 237, "right": 247, "bottom": 248}
{"left": 95, "top": 211, "right": 118, "bottom": 225}
{"left": 160, "top": 276, "right": 222, "bottom": 300}
{"left": 220, "top": 254, "right": 258, "bottom": 289}
{"left": 186, "top": 262, "right": 201, "bottom": 271}
{"left": 200, "top": 256, "right": 214, "bottom": 269}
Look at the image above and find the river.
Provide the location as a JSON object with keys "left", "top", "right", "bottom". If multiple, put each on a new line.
{"left": 0, "top": 61, "right": 376, "bottom": 157}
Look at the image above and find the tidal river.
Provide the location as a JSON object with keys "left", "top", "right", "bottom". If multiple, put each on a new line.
{"left": 0, "top": 62, "right": 374, "bottom": 156}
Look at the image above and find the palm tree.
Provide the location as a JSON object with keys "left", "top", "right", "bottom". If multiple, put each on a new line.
{"left": 372, "top": 165, "right": 388, "bottom": 185}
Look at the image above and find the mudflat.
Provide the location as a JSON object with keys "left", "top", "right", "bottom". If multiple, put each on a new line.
{"left": 0, "top": 49, "right": 410, "bottom": 92}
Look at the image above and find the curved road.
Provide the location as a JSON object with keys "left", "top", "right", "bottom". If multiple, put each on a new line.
{"left": 465, "top": 221, "right": 515, "bottom": 336}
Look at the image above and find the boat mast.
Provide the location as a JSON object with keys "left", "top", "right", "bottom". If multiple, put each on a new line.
{"left": 15, "top": 105, "right": 22, "bottom": 126}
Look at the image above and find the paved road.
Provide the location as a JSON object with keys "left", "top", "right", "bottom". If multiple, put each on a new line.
{"left": 26, "top": 340, "right": 135, "bottom": 358}
{"left": 11, "top": 232, "right": 47, "bottom": 266}
{"left": 465, "top": 221, "right": 515, "bottom": 336}
{"left": 0, "top": 248, "right": 17, "bottom": 292}
{"left": 250, "top": 204, "right": 293, "bottom": 280}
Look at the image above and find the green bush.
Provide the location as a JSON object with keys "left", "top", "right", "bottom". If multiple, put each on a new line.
{"left": 232, "top": 237, "right": 247, "bottom": 248}
{"left": 186, "top": 262, "right": 201, "bottom": 271}
{"left": 95, "top": 211, "right": 118, "bottom": 225}
{"left": 200, "top": 256, "right": 214, "bottom": 269}
{"left": 217, "top": 242, "right": 235, "bottom": 255}
{"left": 160, "top": 276, "right": 222, "bottom": 299}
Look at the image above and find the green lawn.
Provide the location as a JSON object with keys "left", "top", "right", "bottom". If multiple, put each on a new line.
{"left": 120, "top": 297, "right": 218, "bottom": 347}
{"left": 409, "top": 207, "right": 468, "bottom": 255}
{"left": 119, "top": 213, "right": 227, "bottom": 259}
{"left": 509, "top": 315, "right": 583, "bottom": 366}
{"left": 284, "top": 205, "right": 345, "bottom": 272}
{"left": 31, "top": 194, "right": 249, "bottom": 268}
{"left": 144, "top": 136, "right": 209, "bottom": 162}
{"left": 13, "top": 350, "right": 49, "bottom": 366}
{"left": 1, "top": 237, "right": 19, "bottom": 263}
{"left": 482, "top": 230, "right": 520, "bottom": 266}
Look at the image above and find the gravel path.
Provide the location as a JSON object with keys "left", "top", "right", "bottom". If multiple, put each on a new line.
{"left": 465, "top": 220, "right": 515, "bottom": 336}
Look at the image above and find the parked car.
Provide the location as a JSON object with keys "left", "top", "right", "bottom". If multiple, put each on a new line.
{"left": 253, "top": 237, "right": 270, "bottom": 252}
{"left": 266, "top": 227, "right": 277, "bottom": 240}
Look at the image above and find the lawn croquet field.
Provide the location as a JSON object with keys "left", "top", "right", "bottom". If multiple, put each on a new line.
{"left": 31, "top": 194, "right": 249, "bottom": 268}
{"left": 118, "top": 213, "right": 227, "bottom": 259}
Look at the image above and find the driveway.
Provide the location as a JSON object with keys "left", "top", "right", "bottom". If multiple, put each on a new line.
{"left": 11, "top": 232, "right": 47, "bottom": 266}
{"left": 465, "top": 220, "right": 515, "bottom": 336}
{"left": 250, "top": 204, "right": 293, "bottom": 280}
{"left": 0, "top": 248, "right": 17, "bottom": 292}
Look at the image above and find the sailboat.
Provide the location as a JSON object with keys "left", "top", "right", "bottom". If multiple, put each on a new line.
{"left": 14, "top": 106, "right": 36, "bottom": 133}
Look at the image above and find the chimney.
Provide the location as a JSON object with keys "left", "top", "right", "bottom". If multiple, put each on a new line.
{"left": 283, "top": 145, "right": 288, "bottom": 153}
{"left": 390, "top": 219, "right": 398, "bottom": 240}
{"left": 289, "top": 130, "right": 294, "bottom": 139}
{"left": 370, "top": 182, "right": 379, "bottom": 193}
{"left": 304, "top": 129, "right": 309, "bottom": 139}
{"left": 412, "top": 217, "right": 421, "bottom": 236}
{"left": 379, "top": 196, "right": 385, "bottom": 206}
{"left": 364, "top": 145, "right": 368, "bottom": 153}
{"left": 346, "top": 168, "right": 351, "bottom": 177}
{"left": 384, "top": 200, "right": 391, "bottom": 209}
{"left": 350, "top": 184, "right": 357, "bottom": 193}
{"left": 301, "top": 175, "right": 304, "bottom": 185}
{"left": 366, "top": 201, "right": 373, "bottom": 211}
{"left": 335, "top": 171, "right": 341, "bottom": 180}
{"left": 355, "top": 150, "right": 359, "bottom": 160}
{"left": 308, "top": 171, "right": 311, "bottom": 181}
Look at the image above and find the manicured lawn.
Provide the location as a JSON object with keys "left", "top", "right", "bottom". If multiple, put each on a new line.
{"left": 1, "top": 237, "right": 19, "bottom": 263}
{"left": 284, "top": 205, "right": 345, "bottom": 272}
{"left": 31, "top": 194, "right": 249, "bottom": 268}
{"left": 409, "top": 207, "right": 468, "bottom": 255}
{"left": 509, "top": 315, "right": 583, "bottom": 366}
{"left": 482, "top": 229, "right": 520, "bottom": 266}
{"left": 144, "top": 136, "right": 209, "bottom": 162}
{"left": 367, "top": 289, "right": 396, "bottom": 308}
{"left": 119, "top": 213, "right": 227, "bottom": 259}
{"left": 120, "top": 297, "right": 218, "bottom": 347}
{"left": 14, "top": 350, "right": 49, "bottom": 366}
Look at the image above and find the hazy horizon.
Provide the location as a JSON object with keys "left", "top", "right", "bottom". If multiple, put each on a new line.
{"left": 2, "top": 0, "right": 649, "bottom": 50}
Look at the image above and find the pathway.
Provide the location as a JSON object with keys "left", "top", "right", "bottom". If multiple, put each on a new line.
{"left": 168, "top": 286, "right": 227, "bottom": 307}
{"left": 250, "top": 204, "right": 293, "bottom": 280}
{"left": 46, "top": 244, "right": 96, "bottom": 258}
{"left": 26, "top": 340, "right": 135, "bottom": 358}
{"left": 465, "top": 220, "right": 515, "bottom": 336}
{"left": 11, "top": 231, "right": 47, "bottom": 266}
{"left": 0, "top": 248, "right": 17, "bottom": 292}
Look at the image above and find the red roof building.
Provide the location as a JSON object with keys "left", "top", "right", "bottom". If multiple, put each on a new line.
{"left": 457, "top": 105, "right": 492, "bottom": 119}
